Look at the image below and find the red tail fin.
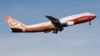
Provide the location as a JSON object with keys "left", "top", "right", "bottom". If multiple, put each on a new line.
{"left": 5, "top": 16, "right": 27, "bottom": 29}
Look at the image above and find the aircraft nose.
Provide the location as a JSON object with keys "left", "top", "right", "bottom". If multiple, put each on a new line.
{"left": 92, "top": 15, "right": 96, "bottom": 20}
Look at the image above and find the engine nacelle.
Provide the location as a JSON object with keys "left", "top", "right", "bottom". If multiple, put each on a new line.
{"left": 66, "top": 21, "right": 74, "bottom": 26}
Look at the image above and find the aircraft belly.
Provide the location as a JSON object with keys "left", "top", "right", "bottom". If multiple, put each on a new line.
{"left": 25, "top": 24, "right": 55, "bottom": 32}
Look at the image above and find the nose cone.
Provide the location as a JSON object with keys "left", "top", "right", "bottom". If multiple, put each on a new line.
{"left": 89, "top": 13, "right": 96, "bottom": 20}
{"left": 91, "top": 15, "right": 96, "bottom": 20}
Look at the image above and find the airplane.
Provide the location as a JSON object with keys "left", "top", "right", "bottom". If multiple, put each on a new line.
{"left": 5, "top": 12, "right": 96, "bottom": 34}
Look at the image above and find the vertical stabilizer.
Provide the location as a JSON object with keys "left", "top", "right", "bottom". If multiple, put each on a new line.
{"left": 5, "top": 16, "right": 27, "bottom": 29}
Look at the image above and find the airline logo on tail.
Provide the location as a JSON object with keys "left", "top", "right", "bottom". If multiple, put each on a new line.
{"left": 5, "top": 16, "right": 27, "bottom": 29}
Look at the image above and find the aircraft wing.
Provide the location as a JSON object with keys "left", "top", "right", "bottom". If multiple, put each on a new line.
{"left": 45, "top": 15, "right": 58, "bottom": 21}
{"left": 45, "top": 15, "right": 64, "bottom": 34}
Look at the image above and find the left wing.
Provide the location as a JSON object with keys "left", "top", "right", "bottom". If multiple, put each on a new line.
{"left": 45, "top": 15, "right": 64, "bottom": 33}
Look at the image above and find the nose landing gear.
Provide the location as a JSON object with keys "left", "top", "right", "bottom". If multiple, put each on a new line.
{"left": 89, "top": 21, "right": 91, "bottom": 25}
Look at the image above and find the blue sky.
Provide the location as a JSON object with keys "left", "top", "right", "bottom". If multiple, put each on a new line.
{"left": 0, "top": 0, "right": 100, "bottom": 56}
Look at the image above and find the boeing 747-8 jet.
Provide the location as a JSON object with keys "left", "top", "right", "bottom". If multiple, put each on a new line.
{"left": 5, "top": 12, "right": 96, "bottom": 34}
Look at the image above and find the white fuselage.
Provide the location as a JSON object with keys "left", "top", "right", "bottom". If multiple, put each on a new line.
{"left": 27, "top": 12, "right": 95, "bottom": 28}
{"left": 5, "top": 12, "right": 96, "bottom": 33}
